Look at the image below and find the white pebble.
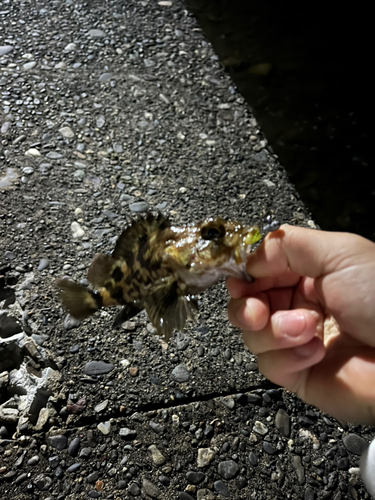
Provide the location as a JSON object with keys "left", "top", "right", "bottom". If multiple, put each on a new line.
{"left": 71, "top": 221, "right": 85, "bottom": 238}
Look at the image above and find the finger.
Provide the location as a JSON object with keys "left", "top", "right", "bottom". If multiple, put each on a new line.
{"left": 257, "top": 337, "right": 326, "bottom": 391}
{"left": 241, "top": 308, "right": 323, "bottom": 355}
{"left": 228, "top": 293, "right": 270, "bottom": 331}
{"left": 246, "top": 224, "right": 368, "bottom": 279}
{"left": 226, "top": 272, "right": 301, "bottom": 299}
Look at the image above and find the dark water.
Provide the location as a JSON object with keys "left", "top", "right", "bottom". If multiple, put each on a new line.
{"left": 187, "top": 0, "right": 374, "bottom": 240}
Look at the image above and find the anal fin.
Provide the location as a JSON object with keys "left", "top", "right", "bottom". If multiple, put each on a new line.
{"left": 113, "top": 303, "right": 143, "bottom": 328}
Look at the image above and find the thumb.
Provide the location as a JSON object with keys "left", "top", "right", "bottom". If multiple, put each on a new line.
{"left": 247, "top": 224, "right": 371, "bottom": 279}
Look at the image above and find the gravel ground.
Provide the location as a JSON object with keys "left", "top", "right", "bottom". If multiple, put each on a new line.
{"left": 0, "top": 1, "right": 374, "bottom": 499}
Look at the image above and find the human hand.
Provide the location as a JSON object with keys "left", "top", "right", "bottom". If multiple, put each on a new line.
{"left": 227, "top": 224, "right": 375, "bottom": 424}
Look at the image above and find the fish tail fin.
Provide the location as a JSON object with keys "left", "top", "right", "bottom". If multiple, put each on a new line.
{"left": 55, "top": 278, "right": 101, "bottom": 320}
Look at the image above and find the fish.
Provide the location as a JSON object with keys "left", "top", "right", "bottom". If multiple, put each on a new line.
{"left": 56, "top": 213, "right": 280, "bottom": 341}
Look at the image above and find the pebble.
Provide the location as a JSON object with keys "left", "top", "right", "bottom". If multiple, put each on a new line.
{"left": 64, "top": 42, "right": 76, "bottom": 52}
{"left": 0, "top": 45, "right": 14, "bottom": 56}
{"left": 68, "top": 437, "right": 80, "bottom": 456}
{"left": 97, "top": 421, "right": 111, "bottom": 435}
{"left": 129, "top": 201, "right": 150, "bottom": 213}
{"left": 99, "top": 72, "right": 113, "bottom": 82}
{"left": 179, "top": 493, "right": 195, "bottom": 500}
{"left": 171, "top": 364, "right": 190, "bottom": 382}
{"left": 87, "top": 29, "right": 106, "bottom": 38}
{"left": 27, "top": 455, "right": 40, "bottom": 466}
{"left": 63, "top": 314, "right": 81, "bottom": 330}
{"left": 248, "top": 451, "right": 258, "bottom": 466}
{"left": 186, "top": 471, "right": 205, "bottom": 484}
{"left": 291, "top": 455, "right": 305, "bottom": 484}
{"left": 71, "top": 221, "right": 85, "bottom": 238}
{"left": 253, "top": 421, "right": 268, "bottom": 436}
{"left": 304, "top": 487, "right": 316, "bottom": 500}
{"left": 15, "top": 472, "right": 28, "bottom": 485}
{"left": 142, "top": 478, "right": 161, "bottom": 498}
{"left": 48, "top": 456, "right": 59, "bottom": 468}
{"left": 149, "top": 421, "right": 165, "bottom": 435}
{"left": 275, "top": 408, "right": 290, "bottom": 437}
{"left": 67, "top": 462, "right": 81, "bottom": 473}
{"left": 119, "top": 427, "right": 137, "bottom": 439}
{"left": 197, "top": 448, "right": 215, "bottom": 468}
{"left": 1, "top": 121, "right": 11, "bottom": 134}
{"left": 25, "top": 148, "right": 41, "bottom": 156}
{"left": 94, "top": 400, "right": 109, "bottom": 413}
{"left": 148, "top": 444, "right": 166, "bottom": 465}
{"left": 218, "top": 460, "right": 239, "bottom": 480}
{"left": 128, "top": 482, "right": 141, "bottom": 495}
{"left": 214, "top": 480, "right": 230, "bottom": 497}
{"left": 23, "top": 61, "right": 36, "bottom": 70}
{"left": 46, "top": 151, "right": 63, "bottom": 159}
{"left": 47, "top": 434, "right": 67, "bottom": 450}
{"left": 197, "top": 489, "right": 215, "bottom": 500}
{"left": 342, "top": 433, "right": 368, "bottom": 455}
{"left": 263, "top": 442, "right": 277, "bottom": 455}
{"left": 37, "top": 258, "right": 49, "bottom": 271}
{"left": 79, "top": 447, "right": 92, "bottom": 458}
{"left": 33, "top": 474, "right": 53, "bottom": 490}
{"left": 59, "top": 126, "right": 74, "bottom": 138}
{"left": 84, "top": 360, "right": 114, "bottom": 375}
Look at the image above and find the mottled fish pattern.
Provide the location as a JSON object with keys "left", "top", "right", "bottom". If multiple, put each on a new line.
{"left": 56, "top": 213, "right": 278, "bottom": 340}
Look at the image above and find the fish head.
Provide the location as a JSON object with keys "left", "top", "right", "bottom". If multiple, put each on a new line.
{"left": 164, "top": 217, "right": 262, "bottom": 288}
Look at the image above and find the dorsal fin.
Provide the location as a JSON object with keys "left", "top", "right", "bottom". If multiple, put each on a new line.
{"left": 112, "top": 212, "right": 171, "bottom": 262}
{"left": 87, "top": 253, "right": 114, "bottom": 287}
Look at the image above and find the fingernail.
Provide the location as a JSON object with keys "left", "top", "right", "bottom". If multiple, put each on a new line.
{"left": 277, "top": 311, "right": 306, "bottom": 337}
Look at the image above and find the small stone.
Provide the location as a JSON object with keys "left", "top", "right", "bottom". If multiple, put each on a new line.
{"left": 337, "top": 457, "right": 349, "bottom": 470}
{"left": 15, "top": 472, "right": 28, "bottom": 485}
{"left": 0, "top": 46, "right": 13, "bottom": 56}
{"left": 343, "top": 433, "right": 368, "bottom": 455}
{"left": 142, "top": 478, "right": 161, "bottom": 498}
{"left": 214, "top": 480, "right": 230, "bottom": 497}
{"left": 94, "top": 400, "right": 109, "bottom": 413}
{"left": 1, "top": 122, "right": 11, "bottom": 134}
{"left": 253, "top": 421, "right": 268, "bottom": 436}
{"left": 128, "top": 482, "right": 141, "bottom": 496}
{"left": 186, "top": 471, "right": 205, "bottom": 484}
{"left": 71, "top": 221, "right": 85, "bottom": 238}
{"left": 46, "top": 152, "right": 63, "bottom": 159}
{"left": 149, "top": 421, "right": 165, "bottom": 435}
{"left": 248, "top": 451, "right": 258, "bottom": 466}
{"left": 197, "top": 489, "right": 215, "bottom": 500}
{"left": 97, "top": 421, "right": 111, "bottom": 435}
{"left": 218, "top": 460, "right": 239, "bottom": 480}
{"left": 67, "top": 463, "right": 81, "bottom": 473}
{"left": 171, "top": 364, "right": 190, "bottom": 382}
{"left": 129, "top": 366, "right": 138, "bottom": 377}
{"left": 55, "top": 61, "right": 67, "bottom": 69}
{"left": 119, "top": 427, "right": 137, "bottom": 439}
{"left": 48, "top": 456, "right": 59, "bottom": 469}
{"left": 79, "top": 447, "right": 92, "bottom": 458}
{"left": 87, "top": 29, "right": 106, "bottom": 38}
{"left": 33, "top": 474, "right": 53, "bottom": 490}
{"left": 99, "top": 73, "right": 113, "bottom": 82}
{"left": 129, "top": 201, "right": 149, "bottom": 213}
{"left": 25, "top": 148, "right": 41, "bottom": 157}
{"left": 263, "top": 441, "right": 277, "bottom": 455}
{"left": 47, "top": 435, "right": 67, "bottom": 450}
{"left": 197, "top": 448, "right": 215, "bottom": 468}
{"left": 64, "top": 43, "right": 76, "bottom": 52}
{"left": 23, "top": 61, "right": 36, "bottom": 70}
{"left": 96, "top": 115, "right": 105, "bottom": 128}
{"left": 304, "top": 487, "right": 316, "bottom": 500}
{"left": 68, "top": 437, "right": 80, "bottom": 456}
{"left": 37, "top": 258, "right": 49, "bottom": 271}
{"left": 27, "top": 455, "right": 40, "bottom": 466}
{"left": 59, "top": 126, "right": 74, "bottom": 138}
{"left": 87, "top": 471, "right": 100, "bottom": 483}
{"left": 63, "top": 314, "right": 81, "bottom": 330}
{"left": 292, "top": 455, "right": 305, "bottom": 484}
{"left": 179, "top": 493, "right": 195, "bottom": 500}
{"left": 148, "top": 444, "right": 166, "bottom": 465}
{"left": 84, "top": 360, "right": 114, "bottom": 375}
{"left": 275, "top": 409, "right": 290, "bottom": 437}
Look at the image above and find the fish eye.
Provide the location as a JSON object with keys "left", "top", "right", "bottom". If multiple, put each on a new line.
{"left": 201, "top": 223, "right": 226, "bottom": 240}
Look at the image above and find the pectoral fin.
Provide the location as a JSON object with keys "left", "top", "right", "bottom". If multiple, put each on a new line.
{"left": 144, "top": 278, "right": 198, "bottom": 341}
